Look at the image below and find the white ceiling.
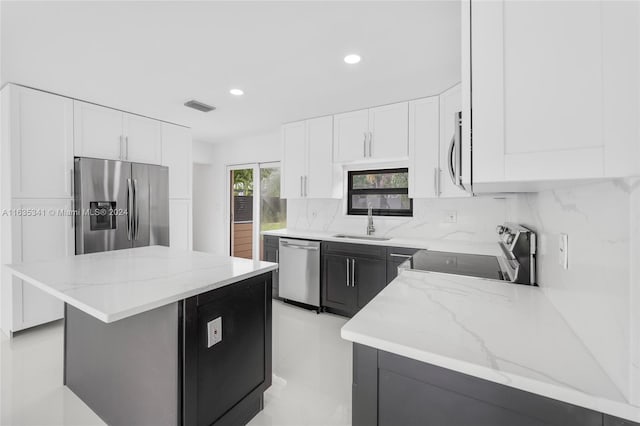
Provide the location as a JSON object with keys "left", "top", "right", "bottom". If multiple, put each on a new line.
{"left": 1, "top": 1, "right": 461, "bottom": 143}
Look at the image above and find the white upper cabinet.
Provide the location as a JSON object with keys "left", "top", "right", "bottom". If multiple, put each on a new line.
{"left": 334, "top": 102, "right": 409, "bottom": 163}
{"left": 161, "top": 123, "right": 192, "bottom": 199}
{"left": 333, "top": 109, "right": 369, "bottom": 163}
{"left": 75, "top": 100, "right": 163, "bottom": 165}
{"left": 281, "top": 121, "right": 307, "bottom": 199}
{"left": 438, "top": 84, "right": 469, "bottom": 198}
{"left": 281, "top": 117, "right": 341, "bottom": 200}
{"left": 466, "top": 0, "right": 640, "bottom": 189}
{"left": 74, "top": 100, "right": 124, "bottom": 161}
{"left": 408, "top": 96, "right": 440, "bottom": 199}
{"left": 6, "top": 85, "right": 74, "bottom": 199}
{"left": 124, "top": 113, "right": 162, "bottom": 165}
{"left": 368, "top": 102, "right": 409, "bottom": 160}
{"left": 305, "top": 116, "right": 340, "bottom": 198}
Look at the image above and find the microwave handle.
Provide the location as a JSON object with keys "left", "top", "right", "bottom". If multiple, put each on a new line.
{"left": 448, "top": 134, "right": 457, "bottom": 187}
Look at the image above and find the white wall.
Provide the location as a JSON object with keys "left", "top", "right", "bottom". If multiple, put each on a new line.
{"left": 191, "top": 131, "right": 280, "bottom": 255}
{"left": 510, "top": 179, "right": 640, "bottom": 402}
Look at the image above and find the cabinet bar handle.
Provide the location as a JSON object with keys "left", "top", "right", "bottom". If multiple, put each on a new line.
{"left": 300, "top": 176, "right": 303, "bottom": 197}
{"left": 119, "top": 136, "right": 124, "bottom": 160}
{"left": 346, "top": 258, "right": 350, "bottom": 287}
{"left": 275, "top": 249, "right": 279, "bottom": 272}
{"left": 351, "top": 258, "right": 356, "bottom": 286}
{"left": 434, "top": 167, "right": 440, "bottom": 196}
{"left": 389, "top": 253, "right": 412, "bottom": 259}
{"left": 70, "top": 169, "right": 74, "bottom": 228}
{"left": 304, "top": 176, "right": 308, "bottom": 197}
{"left": 125, "top": 136, "right": 129, "bottom": 160}
{"left": 363, "top": 132, "right": 367, "bottom": 157}
{"left": 368, "top": 132, "right": 372, "bottom": 158}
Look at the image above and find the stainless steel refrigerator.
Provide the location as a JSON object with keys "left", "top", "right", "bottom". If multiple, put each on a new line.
{"left": 74, "top": 157, "right": 169, "bottom": 255}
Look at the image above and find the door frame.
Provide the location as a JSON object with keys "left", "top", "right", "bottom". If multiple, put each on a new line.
{"left": 225, "top": 161, "right": 281, "bottom": 260}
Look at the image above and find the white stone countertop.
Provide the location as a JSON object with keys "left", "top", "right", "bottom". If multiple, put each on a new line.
{"left": 5, "top": 246, "right": 277, "bottom": 323}
{"left": 341, "top": 269, "right": 640, "bottom": 422}
{"left": 262, "top": 228, "right": 502, "bottom": 257}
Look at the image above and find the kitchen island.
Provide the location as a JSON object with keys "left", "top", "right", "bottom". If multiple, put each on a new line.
{"left": 342, "top": 269, "right": 640, "bottom": 425}
{"left": 5, "top": 245, "right": 278, "bottom": 426}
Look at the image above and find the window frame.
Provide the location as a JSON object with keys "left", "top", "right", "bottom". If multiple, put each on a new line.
{"left": 347, "top": 168, "right": 413, "bottom": 217}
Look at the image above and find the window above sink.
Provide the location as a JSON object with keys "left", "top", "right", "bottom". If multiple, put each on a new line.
{"left": 347, "top": 168, "right": 412, "bottom": 217}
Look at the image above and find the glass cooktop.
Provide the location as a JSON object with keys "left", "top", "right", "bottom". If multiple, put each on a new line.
{"left": 409, "top": 250, "right": 504, "bottom": 281}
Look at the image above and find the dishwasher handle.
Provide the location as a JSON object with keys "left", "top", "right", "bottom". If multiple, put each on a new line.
{"left": 280, "top": 243, "right": 318, "bottom": 251}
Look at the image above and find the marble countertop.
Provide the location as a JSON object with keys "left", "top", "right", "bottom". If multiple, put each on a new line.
{"left": 5, "top": 246, "right": 277, "bottom": 323}
{"left": 262, "top": 228, "right": 502, "bottom": 257}
{"left": 341, "top": 269, "right": 640, "bottom": 422}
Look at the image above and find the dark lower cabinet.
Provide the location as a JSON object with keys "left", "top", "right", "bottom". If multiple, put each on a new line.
{"left": 321, "top": 242, "right": 387, "bottom": 317}
{"left": 323, "top": 253, "right": 356, "bottom": 314}
{"left": 353, "top": 343, "right": 637, "bottom": 426}
{"left": 263, "top": 235, "right": 280, "bottom": 298}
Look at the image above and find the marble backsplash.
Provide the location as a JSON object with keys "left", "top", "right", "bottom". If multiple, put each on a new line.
{"left": 286, "top": 195, "right": 512, "bottom": 243}
{"left": 510, "top": 178, "right": 640, "bottom": 404}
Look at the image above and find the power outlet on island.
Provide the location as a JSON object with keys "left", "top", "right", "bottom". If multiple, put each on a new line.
{"left": 559, "top": 233, "right": 569, "bottom": 269}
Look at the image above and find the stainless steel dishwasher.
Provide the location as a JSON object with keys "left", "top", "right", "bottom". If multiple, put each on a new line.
{"left": 278, "top": 238, "right": 321, "bottom": 310}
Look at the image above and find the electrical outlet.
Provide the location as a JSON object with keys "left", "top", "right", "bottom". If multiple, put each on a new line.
{"left": 444, "top": 211, "right": 457, "bottom": 223}
{"left": 559, "top": 234, "right": 569, "bottom": 269}
{"left": 207, "top": 317, "right": 222, "bottom": 348}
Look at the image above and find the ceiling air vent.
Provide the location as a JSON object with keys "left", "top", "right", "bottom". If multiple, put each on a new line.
{"left": 184, "top": 100, "right": 216, "bottom": 112}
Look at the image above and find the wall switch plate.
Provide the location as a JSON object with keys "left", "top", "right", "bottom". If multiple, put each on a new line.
{"left": 444, "top": 211, "right": 457, "bottom": 223}
{"left": 559, "top": 234, "right": 569, "bottom": 269}
{"left": 207, "top": 317, "right": 222, "bottom": 348}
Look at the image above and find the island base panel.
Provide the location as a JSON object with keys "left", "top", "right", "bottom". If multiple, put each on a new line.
{"left": 64, "top": 302, "right": 181, "bottom": 426}
{"left": 353, "top": 343, "right": 607, "bottom": 426}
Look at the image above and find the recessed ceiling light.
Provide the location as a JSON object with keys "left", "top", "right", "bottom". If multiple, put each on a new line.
{"left": 230, "top": 89, "right": 244, "bottom": 96}
{"left": 344, "top": 54, "right": 361, "bottom": 65}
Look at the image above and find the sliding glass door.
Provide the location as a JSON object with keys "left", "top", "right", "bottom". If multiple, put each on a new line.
{"left": 227, "top": 162, "right": 286, "bottom": 260}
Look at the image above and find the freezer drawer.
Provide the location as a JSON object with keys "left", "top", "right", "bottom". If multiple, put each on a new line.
{"left": 278, "top": 238, "right": 320, "bottom": 308}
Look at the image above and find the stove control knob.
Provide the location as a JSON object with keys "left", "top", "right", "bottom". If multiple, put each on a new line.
{"left": 496, "top": 225, "right": 506, "bottom": 235}
{"left": 505, "top": 233, "right": 515, "bottom": 245}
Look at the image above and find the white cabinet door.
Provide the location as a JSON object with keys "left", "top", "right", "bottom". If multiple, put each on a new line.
{"left": 9, "top": 86, "right": 74, "bottom": 198}
{"left": 501, "top": 1, "right": 604, "bottom": 181}
{"left": 169, "top": 199, "right": 192, "bottom": 250}
{"left": 11, "top": 198, "right": 72, "bottom": 331}
{"left": 369, "top": 102, "right": 409, "bottom": 160}
{"left": 439, "top": 84, "right": 469, "bottom": 198}
{"left": 306, "top": 116, "right": 341, "bottom": 198}
{"left": 408, "top": 97, "right": 440, "bottom": 199}
{"left": 469, "top": 0, "right": 608, "bottom": 187}
{"left": 281, "top": 121, "right": 306, "bottom": 199}
{"left": 74, "top": 100, "right": 124, "bottom": 161}
{"left": 161, "top": 123, "right": 192, "bottom": 199}
{"left": 124, "top": 113, "right": 162, "bottom": 165}
{"left": 333, "top": 109, "right": 369, "bottom": 163}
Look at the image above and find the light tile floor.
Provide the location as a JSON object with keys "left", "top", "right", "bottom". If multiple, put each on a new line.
{"left": 0, "top": 301, "right": 352, "bottom": 426}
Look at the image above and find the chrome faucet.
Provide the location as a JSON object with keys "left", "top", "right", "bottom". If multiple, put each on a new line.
{"left": 366, "top": 204, "right": 376, "bottom": 236}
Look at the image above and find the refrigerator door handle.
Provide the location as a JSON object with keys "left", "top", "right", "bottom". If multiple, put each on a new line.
{"left": 134, "top": 178, "right": 140, "bottom": 240}
{"left": 126, "top": 178, "right": 133, "bottom": 241}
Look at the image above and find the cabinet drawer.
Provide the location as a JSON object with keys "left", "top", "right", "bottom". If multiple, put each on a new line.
{"left": 323, "top": 241, "right": 386, "bottom": 259}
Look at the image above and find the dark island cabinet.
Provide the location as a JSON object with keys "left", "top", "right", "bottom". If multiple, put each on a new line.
{"left": 353, "top": 343, "right": 639, "bottom": 426}
{"left": 605, "top": 415, "right": 640, "bottom": 426}
{"left": 263, "top": 235, "right": 280, "bottom": 298}
{"left": 321, "top": 242, "right": 386, "bottom": 317}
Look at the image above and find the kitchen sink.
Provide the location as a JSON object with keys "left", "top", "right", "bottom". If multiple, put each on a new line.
{"left": 332, "top": 234, "right": 391, "bottom": 241}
